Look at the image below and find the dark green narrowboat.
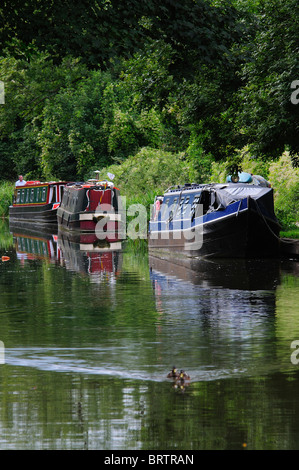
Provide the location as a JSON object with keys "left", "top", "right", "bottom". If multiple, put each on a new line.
{"left": 9, "top": 181, "right": 71, "bottom": 229}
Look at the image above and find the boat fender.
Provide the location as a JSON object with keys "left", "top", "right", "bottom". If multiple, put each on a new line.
{"left": 1, "top": 256, "right": 10, "bottom": 262}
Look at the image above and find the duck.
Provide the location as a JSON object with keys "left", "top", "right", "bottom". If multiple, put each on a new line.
{"left": 167, "top": 366, "right": 179, "bottom": 378}
{"left": 177, "top": 370, "right": 191, "bottom": 381}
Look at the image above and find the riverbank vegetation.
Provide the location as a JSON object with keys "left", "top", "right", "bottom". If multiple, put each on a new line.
{"left": 0, "top": 181, "right": 14, "bottom": 218}
{"left": 0, "top": 1, "right": 298, "bottom": 229}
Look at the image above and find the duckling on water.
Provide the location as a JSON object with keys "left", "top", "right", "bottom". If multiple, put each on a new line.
{"left": 167, "top": 366, "right": 179, "bottom": 378}
{"left": 178, "top": 370, "right": 191, "bottom": 381}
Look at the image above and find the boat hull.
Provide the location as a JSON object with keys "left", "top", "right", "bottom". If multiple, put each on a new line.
{"left": 9, "top": 204, "right": 59, "bottom": 230}
{"left": 57, "top": 207, "right": 121, "bottom": 234}
{"left": 148, "top": 195, "right": 281, "bottom": 259}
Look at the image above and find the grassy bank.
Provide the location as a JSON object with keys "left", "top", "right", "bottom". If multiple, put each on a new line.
{"left": 0, "top": 181, "right": 14, "bottom": 218}
{"left": 280, "top": 230, "right": 299, "bottom": 239}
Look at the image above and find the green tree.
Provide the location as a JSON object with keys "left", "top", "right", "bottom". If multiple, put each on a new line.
{"left": 39, "top": 70, "right": 166, "bottom": 179}
{"left": 0, "top": 49, "right": 87, "bottom": 178}
{"left": 236, "top": 0, "right": 299, "bottom": 160}
{"left": 0, "top": 0, "right": 150, "bottom": 67}
{"left": 39, "top": 71, "right": 113, "bottom": 179}
{"left": 0, "top": 0, "right": 244, "bottom": 73}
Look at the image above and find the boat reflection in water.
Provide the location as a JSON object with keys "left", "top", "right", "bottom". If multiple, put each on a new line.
{"left": 148, "top": 253, "right": 285, "bottom": 382}
{"left": 58, "top": 230, "right": 122, "bottom": 282}
{"left": 11, "top": 225, "right": 61, "bottom": 264}
{"left": 149, "top": 253, "right": 282, "bottom": 291}
{"left": 10, "top": 224, "right": 122, "bottom": 282}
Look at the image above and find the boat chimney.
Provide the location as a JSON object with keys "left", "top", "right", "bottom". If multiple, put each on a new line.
{"left": 94, "top": 170, "right": 101, "bottom": 181}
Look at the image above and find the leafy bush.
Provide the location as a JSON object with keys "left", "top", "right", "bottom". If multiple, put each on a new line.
{"left": 210, "top": 149, "right": 299, "bottom": 230}
{"left": 91, "top": 147, "right": 193, "bottom": 200}
{"left": 186, "top": 129, "right": 214, "bottom": 183}
{"left": 268, "top": 152, "right": 299, "bottom": 229}
{"left": 0, "top": 181, "right": 15, "bottom": 217}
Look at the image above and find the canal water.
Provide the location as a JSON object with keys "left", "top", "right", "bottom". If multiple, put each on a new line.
{"left": 0, "top": 219, "right": 299, "bottom": 450}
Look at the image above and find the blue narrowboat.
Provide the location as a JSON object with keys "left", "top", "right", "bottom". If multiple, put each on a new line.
{"left": 148, "top": 174, "right": 281, "bottom": 258}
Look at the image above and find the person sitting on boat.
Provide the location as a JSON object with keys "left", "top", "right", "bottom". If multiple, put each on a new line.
{"left": 154, "top": 197, "right": 163, "bottom": 220}
{"left": 15, "top": 175, "right": 27, "bottom": 186}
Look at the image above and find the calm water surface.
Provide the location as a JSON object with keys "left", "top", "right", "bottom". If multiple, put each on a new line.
{"left": 0, "top": 220, "right": 299, "bottom": 450}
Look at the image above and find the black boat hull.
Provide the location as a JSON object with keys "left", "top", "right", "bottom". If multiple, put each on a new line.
{"left": 9, "top": 204, "right": 58, "bottom": 230}
{"left": 148, "top": 203, "right": 281, "bottom": 259}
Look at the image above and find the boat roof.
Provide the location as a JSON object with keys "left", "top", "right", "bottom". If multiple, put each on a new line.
{"left": 64, "top": 180, "right": 116, "bottom": 190}
{"left": 164, "top": 181, "right": 271, "bottom": 195}
{"left": 20, "top": 181, "right": 71, "bottom": 187}
{"left": 161, "top": 182, "right": 273, "bottom": 203}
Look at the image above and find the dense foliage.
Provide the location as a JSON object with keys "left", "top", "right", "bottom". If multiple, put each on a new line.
{"left": 0, "top": 0, "right": 298, "bottom": 226}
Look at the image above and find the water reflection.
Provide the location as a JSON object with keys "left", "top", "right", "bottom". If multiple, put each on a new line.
{"left": 148, "top": 254, "right": 295, "bottom": 381}
{"left": 58, "top": 230, "right": 122, "bottom": 282}
{"left": 12, "top": 227, "right": 60, "bottom": 264}
{"left": 2, "top": 224, "right": 299, "bottom": 449}
{"left": 149, "top": 254, "right": 282, "bottom": 290}
{"left": 10, "top": 224, "right": 123, "bottom": 282}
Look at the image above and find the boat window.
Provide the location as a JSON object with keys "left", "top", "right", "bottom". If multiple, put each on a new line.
{"left": 48, "top": 187, "right": 53, "bottom": 204}
{"left": 60, "top": 185, "right": 64, "bottom": 202}
{"left": 30, "top": 188, "right": 35, "bottom": 203}
{"left": 191, "top": 195, "right": 201, "bottom": 211}
{"left": 50, "top": 186, "right": 57, "bottom": 203}
{"left": 161, "top": 197, "right": 170, "bottom": 218}
{"left": 201, "top": 190, "right": 211, "bottom": 214}
{"left": 42, "top": 187, "right": 47, "bottom": 202}
{"left": 190, "top": 195, "right": 201, "bottom": 218}
{"left": 16, "top": 190, "right": 20, "bottom": 203}
{"left": 172, "top": 197, "right": 184, "bottom": 219}
{"left": 166, "top": 197, "right": 177, "bottom": 220}
{"left": 25, "top": 189, "right": 29, "bottom": 203}
{"left": 181, "top": 196, "right": 190, "bottom": 215}
{"left": 21, "top": 189, "right": 25, "bottom": 203}
{"left": 169, "top": 197, "right": 178, "bottom": 211}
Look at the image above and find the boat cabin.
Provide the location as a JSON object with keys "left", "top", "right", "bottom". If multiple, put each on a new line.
{"left": 13, "top": 181, "right": 66, "bottom": 208}
{"left": 153, "top": 183, "right": 224, "bottom": 223}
